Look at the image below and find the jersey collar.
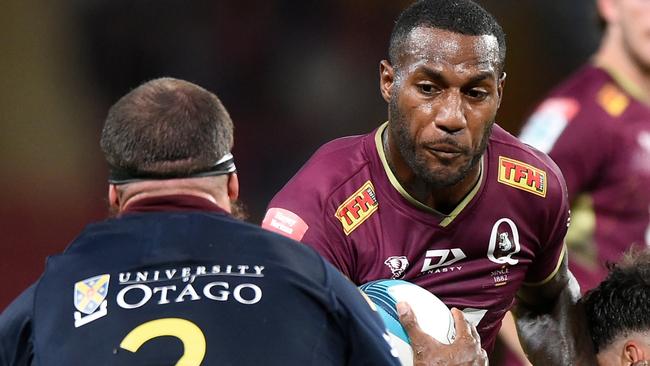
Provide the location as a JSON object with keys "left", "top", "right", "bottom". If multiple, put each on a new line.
{"left": 595, "top": 61, "right": 650, "bottom": 106}
{"left": 122, "top": 195, "right": 228, "bottom": 215}
{"left": 373, "top": 122, "right": 485, "bottom": 227}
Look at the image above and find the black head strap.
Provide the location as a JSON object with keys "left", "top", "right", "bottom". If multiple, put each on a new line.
{"left": 108, "top": 153, "right": 236, "bottom": 185}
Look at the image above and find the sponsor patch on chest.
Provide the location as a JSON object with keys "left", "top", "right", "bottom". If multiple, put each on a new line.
{"left": 498, "top": 157, "right": 547, "bottom": 197}
{"left": 336, "top": 180, "right": 378, "bottom": 235}
{"left": 597, "top": 83, "right": 629, "bottom": 117}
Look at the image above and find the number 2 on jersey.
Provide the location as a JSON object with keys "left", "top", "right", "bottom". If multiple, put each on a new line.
{"left": 120, "top": 318, "right": 206, "bottom": 366}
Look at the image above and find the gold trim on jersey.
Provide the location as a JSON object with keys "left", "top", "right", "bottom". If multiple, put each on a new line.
{"left": 522, "top": 244, "right": 567, "bottom": 287}
{"left": 596, "top": 62, "right": 650, "bottom": 107}
{"left": 374, "top": 122, "right": 484, "bottom": 227}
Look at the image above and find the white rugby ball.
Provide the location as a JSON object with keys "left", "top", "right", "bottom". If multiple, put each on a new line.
{"left": 359, "top": 279, "right": 455, "bottom": 366}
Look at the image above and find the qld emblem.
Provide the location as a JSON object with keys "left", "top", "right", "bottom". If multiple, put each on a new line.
{"left": 487, "top": 218, "right": 521, "bottom": 266}
{"left": 74, "top": 274, "right": 110, "bottom": 327}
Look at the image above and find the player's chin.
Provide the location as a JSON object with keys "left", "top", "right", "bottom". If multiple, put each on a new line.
{"left": 418, "top": 166, "right": 464, "bottom": 188}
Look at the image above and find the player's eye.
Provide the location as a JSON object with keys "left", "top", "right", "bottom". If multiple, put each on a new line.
{"left": 466, "top": 89, "right": 489, "bottom": 100}
{"left": 417, "top": 84, "right": 436, "bottom": 95}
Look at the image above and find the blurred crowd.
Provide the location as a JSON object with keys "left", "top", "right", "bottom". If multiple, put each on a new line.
{"left": 0, "top": 0, "right": 598, "bottom": 314}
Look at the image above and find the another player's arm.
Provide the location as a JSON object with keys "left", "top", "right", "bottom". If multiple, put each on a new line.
{"left": 513, "top": 251, "right": 596, "bottom": 365}
{"left": 325, "top": 261, "right": 400, "bottom": 365}
{"left": 0, "top": 285, "right": 36, "bottom": 366}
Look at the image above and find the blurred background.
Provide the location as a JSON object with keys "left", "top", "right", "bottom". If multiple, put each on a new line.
{"left": 0, "top": 0, "right": 598, "bottom": 315}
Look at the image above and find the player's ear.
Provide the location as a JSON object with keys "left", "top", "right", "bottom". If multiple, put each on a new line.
{"left": 380, "top": 60, "right": 395, "bottom": 103}
{"left": 497, "top": 71, "right": 506, "bottom": 108}
{"left": 227, "top": 173, "right": 239, "bottom": 202}
{"left": 597, "top": 0, "right": 616, "bottom": 25}
{"left": 624, "top": 340, "right": 644, "bottom": 363}
{"left": 108, "top": 184, "right": 120, "bottom": 211}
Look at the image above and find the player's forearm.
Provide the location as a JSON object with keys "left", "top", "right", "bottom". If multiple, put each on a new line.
{"left": 513, "top": 273, "right": 596, "bottom": 365}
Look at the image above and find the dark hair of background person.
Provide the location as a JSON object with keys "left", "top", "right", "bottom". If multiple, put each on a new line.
{"left": 388, "top": 0, "right": 507, "bottom": 72}
{"left": 582, "top": 249, "right": 650, "bottom": 353}
{"left": 100, "top": 77, "right": 234, "bottom": 178}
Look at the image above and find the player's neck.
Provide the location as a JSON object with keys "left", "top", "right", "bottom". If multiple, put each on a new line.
{"left": 383, "top": 131, "right": 481, "bottom": 215}
{"left": 595, "top": 32, "right": 650, "bottom": 103}
{"left": 117, "top": 181, "right": 230, "bottom": 213}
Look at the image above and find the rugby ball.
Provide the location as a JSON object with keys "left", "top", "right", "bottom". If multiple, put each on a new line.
{"left": 359, "top": 279, "right": 455, "bottom": 366}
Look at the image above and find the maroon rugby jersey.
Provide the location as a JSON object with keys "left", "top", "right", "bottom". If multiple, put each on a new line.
{"left": 520, "top": 64, "right": 650, "bottom": 292}
{"left": 264, "top": 123, "right": 569, "bottom": 353}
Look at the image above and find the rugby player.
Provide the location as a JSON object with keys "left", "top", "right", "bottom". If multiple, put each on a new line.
{"left": 581, "top": 248, "right": 650, "bottom": 366}
{"left": 520, "top": 0, "right": 650, "bottom": 292}
{"left": 263, "top": 0, "right": 595, "bottom": 364}
{"left": 0, "top": 78, "right": 404, "bottom": 365}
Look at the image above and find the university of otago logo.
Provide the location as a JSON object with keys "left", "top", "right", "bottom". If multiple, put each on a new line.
{"left": 73, "top": 274, "right": 110, "bottom": 328}
{"left": 336, "top": 181, "right": 378, "bottom": 235}
{"left": 487, "top": 218, "right": 521, "bottom": 266}
{"left": 498, "top": 157, "right": 547, "bottom": 197}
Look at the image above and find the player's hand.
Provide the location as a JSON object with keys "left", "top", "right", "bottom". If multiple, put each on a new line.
{"left": 397, "top": 302, "right": 488, "bottom": 366}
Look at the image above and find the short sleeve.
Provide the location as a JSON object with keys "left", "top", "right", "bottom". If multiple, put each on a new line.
{"left": 520, "top": 97, "right": 611, "bottom": 202}
{"left": 264, "top": 194, "right": 356, "bottom": 279}
{"left": 523, "top": 168, "right": 571, "bottom": 286}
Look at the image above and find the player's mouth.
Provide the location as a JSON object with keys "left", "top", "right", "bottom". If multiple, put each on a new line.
{"left": 424, "top": 143, "right": 464, "bottom": 160}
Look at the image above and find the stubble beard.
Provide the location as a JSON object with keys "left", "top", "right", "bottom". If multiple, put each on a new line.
{"left": 389, "top": 99, "right": 493, "bottom": 188}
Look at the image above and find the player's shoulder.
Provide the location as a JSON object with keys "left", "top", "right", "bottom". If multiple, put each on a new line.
{"left": 227, "top": 218, "right": 337, "bottom": 281}
{"left": 530, "top": 64, "right": 629, "bottom": 126}
{"left": 528, "top": 64, "right": 617, "bottom": 123}
{"left": 269, "top": 131, "right": 376, "bottom": 206}
{"left": 491, "top": 125, "right": 560, "bottom": 168}
{"left": 292, "top": 133, "right": 373, "bottom": 187}
{"left": 489, "top": 125, "right": 567, "bottom": 199}
{"left": 520, "top": 64, "right": 625, "bottom": 152}
{"left": 551, "top": 64, "right": 609, "bottom": 96}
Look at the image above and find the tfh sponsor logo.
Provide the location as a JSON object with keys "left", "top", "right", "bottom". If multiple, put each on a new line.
{"left": 336, "top": 181, "right": 378, "bottom": 235}
{"left": 498, "top": 156, "right": 547, "bottom": 197}
{"left": 420, "top": 248, "right": 466, "bottom": 274}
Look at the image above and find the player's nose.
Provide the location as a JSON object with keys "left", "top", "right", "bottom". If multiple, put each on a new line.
{"left": 433, "top": 91, "right": 466, "bottom": 134}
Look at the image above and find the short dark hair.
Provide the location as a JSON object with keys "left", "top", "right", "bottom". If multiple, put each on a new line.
{"left": 389, "top": 0, "right": 507, "bottom": 72}
{"left": 582, "top": 248, "right": 650, "bottom": 353}
{"left": 100, "top": 78, "right": 234, "bottom": 179}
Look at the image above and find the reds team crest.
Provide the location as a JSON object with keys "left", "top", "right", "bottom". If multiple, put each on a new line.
{"left": 384, "top": 256, "right": 409, "bottom": 278}
{"left": 74, "top": 274, "right": 110, "bottom": 327}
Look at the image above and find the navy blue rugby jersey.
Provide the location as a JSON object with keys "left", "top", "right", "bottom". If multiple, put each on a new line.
{"left": 0, "top": 195, "right": 398, "bottom": 366}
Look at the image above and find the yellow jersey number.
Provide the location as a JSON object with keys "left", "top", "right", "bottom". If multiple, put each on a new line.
{"left": 120, "top": 318, "right": 206, "bottom": 366}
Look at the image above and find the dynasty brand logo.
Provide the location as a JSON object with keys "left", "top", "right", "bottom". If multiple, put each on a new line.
{"left": 420, "top": 248, "right": 466, "bottom": 274}
{"left": 498, "top": 157, "right": 547, "bottom": 197}
{"left": 336, "top": 181, "right": 378, "bottom": 235}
